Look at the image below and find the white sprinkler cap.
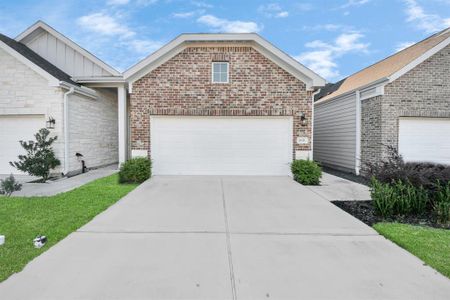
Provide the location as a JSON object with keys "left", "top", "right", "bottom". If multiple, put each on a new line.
{"left": 0, "top": 235, "right": 5, "bottom": 245}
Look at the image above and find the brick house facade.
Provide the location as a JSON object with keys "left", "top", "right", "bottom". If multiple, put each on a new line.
{"left": 129, "top": 43, "right": 314, "bottom": 161}
{"left": 360, "top": 43, "right": 450, "bottom": 170}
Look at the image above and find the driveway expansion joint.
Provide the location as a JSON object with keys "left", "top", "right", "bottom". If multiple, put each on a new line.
{"left": 220, "top": 178, "right": 238, "bottom": 300}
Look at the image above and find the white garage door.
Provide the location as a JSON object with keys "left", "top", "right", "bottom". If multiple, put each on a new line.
{"left": 399, "top": 118, "right": 450, "bottom": 165}
{"left": 0, "top": 115, "right": 46, "bottom": 174}
{"left": 150, "top": 116, "right": 293, "bottom": 175}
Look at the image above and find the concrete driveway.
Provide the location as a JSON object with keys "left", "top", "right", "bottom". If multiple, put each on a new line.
{"left": 1, "top": 176, "right": 449, "bottom": 299}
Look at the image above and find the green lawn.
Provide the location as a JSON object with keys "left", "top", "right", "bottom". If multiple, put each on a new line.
{"left": 374, "top": 222, "right": 450, "bottom": 278}
{"left": 0, "top": 174, "right": 137, "bottom": 282}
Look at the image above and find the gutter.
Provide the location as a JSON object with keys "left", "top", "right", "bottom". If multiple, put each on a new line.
{"left": 60, "top": 81, "right": 97, "bottom": 99}
{"left": 314, "top": 77, "right": 389, "bottom": 106}
{"left": 63, "top": 87, "right": 75, "bottom": 175}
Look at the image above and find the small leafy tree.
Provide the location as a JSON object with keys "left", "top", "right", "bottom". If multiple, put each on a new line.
{"left": 10, "top": 128, "right": 60, "bottom": 182}
{"left": 0, "top": 174, "right": 22, "bottom": 196}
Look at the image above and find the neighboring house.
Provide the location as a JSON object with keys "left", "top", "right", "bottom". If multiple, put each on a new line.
{"left": 123, "top": 34, "right": 325, "bottom": 175}
{"left": 0, "top": 21, "right": 124, "bottom": 176}
{"left": 1, "top": 22, "right": 326, "bottom": 177}
{"left": 313, "top": 28, "right": 450, "bottom": 175}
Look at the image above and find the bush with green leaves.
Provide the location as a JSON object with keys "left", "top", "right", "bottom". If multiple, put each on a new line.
{"left": 291, "top": 160, "right": 322, "bottom": 185}
{"left": 119, "top": 157, "right": 151, "bottom": 184}
{"left": 433, "top": 180, "right": 450, "bottom": 225}
{"left": 370, "top": 177, "right": 429, "bottom": 218}
{"left": 10, "top": 128, "right": 60, "bottom": 182}
{"left": 370, "top": 177, "right": 396, "bottom": 218}
{"left": 0, "top": 174, "right": 22, "bottom": 197}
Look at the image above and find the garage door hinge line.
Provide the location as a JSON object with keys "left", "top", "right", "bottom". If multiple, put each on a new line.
{"left": 220, "top": 178, "right": 237, "bottom": 300}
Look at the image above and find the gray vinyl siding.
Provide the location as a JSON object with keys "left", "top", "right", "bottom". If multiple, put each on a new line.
{"left": 314, "top": 93, "right": 357, "bottom": 172}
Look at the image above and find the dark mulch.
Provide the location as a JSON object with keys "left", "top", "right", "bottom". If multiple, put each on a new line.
{"left": 332, "top": 200, "right": 449, "bottom": 229}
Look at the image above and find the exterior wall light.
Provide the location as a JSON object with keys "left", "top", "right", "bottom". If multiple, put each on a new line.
{"left": 298, "top": 112, "right": 307, "bottom": 126}
{"left": 46, "top": 117, "right": 56, "bottom": 129}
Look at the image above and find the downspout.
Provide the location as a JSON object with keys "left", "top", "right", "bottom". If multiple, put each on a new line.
{"left": 63, "top": 87, "right": 75, "bottom": 175}
{"left": 355, "top": 90, "right": 362, "bottom": 175}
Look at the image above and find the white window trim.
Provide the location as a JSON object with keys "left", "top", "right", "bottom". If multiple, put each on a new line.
{"left": 211, "top": 62, "right": 229, "bottom": 84}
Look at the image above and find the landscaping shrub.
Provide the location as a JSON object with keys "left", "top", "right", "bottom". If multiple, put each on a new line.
{"left": 0, "top": 174, "right": 22, "bottom": 197}
{"left": 370, "top": 178, "right": 429, "bottom": 218}
{"left": 370, "top": 177, "right": 395, "bottom": 218}
{"left": 119, "top": 157, "right": 151, "bottom": 184}
{"left": 9, "top": 128, "right": 60, "bottom": 182}
{"left": 364, "top": 145, "right": 450, "bottom": 190}
{"left": 434, "top": 180, "right": 450, "bottom": 225}
{"left": 291, "top": 160, "right": 322, "bottom": 185}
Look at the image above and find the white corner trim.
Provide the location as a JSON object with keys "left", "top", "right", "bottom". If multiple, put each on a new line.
{"left": 123, "top": 33, "right": 326, "bottom": 88}
{"left": 311, "top": 89, "right": 321, "bottom": 161}
{"left": 389, "top": 35, "right": 450, "bottom": 82}
{"left": 0, "top": 40, "right": 60, "bottom": 87}
{"left": 355, "top": 90, "right": 361, "bottom": 175}
{"left": 15, "top": 21, "right": 120, "bottom": 76}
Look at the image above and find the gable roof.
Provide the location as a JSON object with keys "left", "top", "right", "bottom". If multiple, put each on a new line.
{"left": 318, "top": 27, "right": 450, "bottom": 101}
{"left": 0, "top": 33, "right": 78, "bottom": 86}
{"left": 16, "top": 21, "right": 120, "bottom": 77}
{"left": 123, "top": 33, "right": 326, "bottom": 90}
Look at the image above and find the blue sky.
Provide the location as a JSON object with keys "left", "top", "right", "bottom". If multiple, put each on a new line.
{"left": 0, "top": 0, "right": 449, "bottom": 82}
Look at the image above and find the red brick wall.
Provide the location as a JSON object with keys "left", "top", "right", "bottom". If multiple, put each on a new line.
{"left": 130, "top": 44, "right": 313, "bottom": 158}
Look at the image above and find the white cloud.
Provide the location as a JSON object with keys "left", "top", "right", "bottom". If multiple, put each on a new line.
{"left": 191, "top": 1, "right": 213, "bottom": 8}
{"left": 128, "top": 39, "right": 164, "bottom": 54}
{"left": 77, "top": 13, "right": 135, "bottom": 38}
{"left": 77, "top": 12, "right": 163, "bottom": 57}
{"left": 294, "top": 3, "right": 313, "bottom": 12}
{"left": 295, "top": 32, "right": 370, "bottom": 80}
{"left": 395, "top": 41, "right": 415, "bottom": 52}
{"left": 136, "top": 0, "right": 158, "bottom": 6}
{"left": 258, "top": 3, "right": 289, "bottom": 18}
{"left": 197, "top": 15, "right": 262, "bottom": 33}
{"left": 302, "top": 23, "right": 350, "bottom": 32}
{"left": 107, "top": 0, "right": 130, "bottom": 5}
{"left": 404, "top": 0, "right": 450, "bottom": 33}
{"left": 173, "top": 11, "right": 196, "bottom": 18}
{"left": 341, "top": 0, "right": 370, "bottom": 8}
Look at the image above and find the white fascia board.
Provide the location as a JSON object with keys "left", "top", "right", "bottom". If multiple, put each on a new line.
{"left": 60, "top": 81, "right": 97, "bottom": 99}
{"left": 73, "top": 76, "right": 125, "bottom": 82}
{"left": 16, "top": 21, "right": 120, "bottom": 76}
{"left": 73, "top": 76, "right": 127, "bottom": 88}
{"left": 314, "top": 77, "right": 388, "bottom": 106}
{"left": 0, "top": 40, "right": 60, "bottom": 86}
{"left": 123, "top": 33, "right": 326, "bottom": 88}
{"left": 388, "top": 36, "right": 450, "bottom": 82}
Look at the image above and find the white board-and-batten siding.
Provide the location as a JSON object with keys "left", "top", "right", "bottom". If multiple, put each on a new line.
{"left": 24, "top": 31, "right": 113, "bottom": 77}
{"left": 313, "top": 93, "right": 357, "bottom": 172}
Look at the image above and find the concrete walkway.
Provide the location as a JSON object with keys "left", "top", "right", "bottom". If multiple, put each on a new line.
{"left": 11, "top": 165, "right": 118, "bottom": 197}
{"left": 307, "top": 172, "right": 371, "bottom": 201}
{"left": 0, "top": 176, "right": 449, "bottom": 299}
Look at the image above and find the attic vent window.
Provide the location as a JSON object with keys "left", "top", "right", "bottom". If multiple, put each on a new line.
{"left": 212, "top": 62, "right": 229, "bottom": 83}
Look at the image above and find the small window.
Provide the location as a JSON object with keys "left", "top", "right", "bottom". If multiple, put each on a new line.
{"left": 212, "top": 62, "right": 229, "bottom": 83}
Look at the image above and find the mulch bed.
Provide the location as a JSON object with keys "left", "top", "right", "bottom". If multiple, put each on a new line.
{"left": 332, "top": 200, "right": 449, "bottom": 229}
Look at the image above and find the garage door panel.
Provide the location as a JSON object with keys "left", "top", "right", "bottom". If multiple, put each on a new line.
{"left": 0, "top": 115, "right": 46, "bottom": 174}
{"left": 399, "top": 118, "right": 450, "bottom": 165}
{"left": 151, "top": 117, "right": 293, "bottom": 175}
